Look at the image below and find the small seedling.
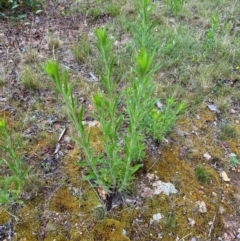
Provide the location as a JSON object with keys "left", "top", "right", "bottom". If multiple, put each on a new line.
{"left": 94, "top": 205, "right": 106, "bottom": 220}
{"left": 165, "top": 213, "right": 177, "bottom": 231}
{"left": 195, "top": 166, "right": 210, "bottom": 183}
{"left": 105, "top": 3, "right": 120, "bottom": 17}
{"left": 21, "top": 66, "right": 41, "bottom": 90}
{"left": 144, "top": 98, "right": 185, "bottom": 141}
{"left": 164, "top": 0, "right": 185, "bottom": 16}
{"left": 204, "top": 15, "right": 219, "bottom": 48}
{"left": 87, "top": 7, "right": 102, "bottom": 21}
{"left": 229, "top": 154, "right": 240, "bottom": 167}
{"left": 71, "top": 35, "right": 91, "bottom": 63}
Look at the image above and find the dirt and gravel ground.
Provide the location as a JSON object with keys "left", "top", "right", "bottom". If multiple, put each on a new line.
{"left": 1, "top": 1, "right": 240, "bottom": 240}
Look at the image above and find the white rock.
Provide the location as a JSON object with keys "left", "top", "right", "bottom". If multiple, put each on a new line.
{"left": 220, "top": 171, "right": 230, "bottom": 182}
{"left": 195, "top": 201, "right": 207, "bottom": 213}
{"left": 203, "top": 152, "right": 211, "bottom": 160}
{"left": 152, "top": 213, "right": 163, "bottom": 222}
{"left": 229, "top": 153, "right": 236, "bottom": 158}
{"left": 152, "top": 181, "right": 178, "bottom": 195}
{"left": 207, "top": 103, "right": 219, "bottom": 112}
{"left": 188, "top": 217, "right": 196, "bottom": 227}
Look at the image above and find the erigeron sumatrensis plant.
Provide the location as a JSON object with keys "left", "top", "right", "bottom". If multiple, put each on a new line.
{"left": 44, "top": 0, "right": 185, "bottom": 209}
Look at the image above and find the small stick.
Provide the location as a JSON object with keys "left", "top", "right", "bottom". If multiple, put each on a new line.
{"left": 5, "top": 210, "right": 19, "bottom": 221}
{"left": 58, "top": 126, "right": 67, "bottom": 142}
{"left": 178, "top": 232, "right": 192, "bottom": 241}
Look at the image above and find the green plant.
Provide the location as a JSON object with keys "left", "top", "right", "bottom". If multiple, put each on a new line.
{"left": 229, "top": 154, "right": 240, "bottom": 167}
{"left": 92, "top": 28, "right": 136, "bottom": 192}
{"left": 145, "top": 98, "right": 185, "bottom": 141}
{"left": 132, "top": 0, "right": 158, "bottom": 53}
{"left": 20, "top": 66, "right": 41, "bottom": 90}
{"left": 71, "top": 34, "right": 92, "bottom": 63}
{"left": 44, "top": 29, "right": 142, "bottom": 194}
{"left": 44, "top": 61, "right": 106, "bottom": 191}
{"left": 0, "top": 0, "right": 42, "bottom": 14}
{"left": 219, "top": 124, "right": 238, "bottom": 140}
{"left": 124, "top": 0, "right": 158, "bottom": 158}
{"left": 44, "top": 0, "right": 184, "bottom": 199}
{"left": 164, "top": 0, "right": 185, "bottom": 16}
{"left": 195, "top": 166, "right": 210, "bottom": 183}
{"left": 105, "top": 3, "right": 120, "bottom": 17}
{"left": 0, "top": 119, "right": 28, "bottom": 207}
{"left": 87, "top": 7, "right": 102, "bottom": 21}
{"left": 130, "top": 0, "right": 185, "bottom": 142}
{"left": 165, "top": 213, "right": 177, "bottom": 230}
{"left": 204, "top": 15, "right": 219, "bottom": 48}
{"left": 94, "top": 205, "right": 106, "bottom": 220}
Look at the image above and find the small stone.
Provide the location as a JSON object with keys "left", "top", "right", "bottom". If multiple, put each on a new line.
{"left": 152, "top": 213, "right": 163, "bottom": 222}
{"left": 187, "top": 218, "right": 196, "bottom": 227}
{"left": 221, "top": 171, "right": 231, "bottom": 182}
{"left": 203, "top": 152, "right": 211, "bottom": 160}
{"left": 207, "top": 103, "right": 218, "bottom": 112}
{"left": 229, "top": 153, "right": 237, "bottom": 158}
{"left": 230, "top": 109, "right": 236, "bottom": 114}
{"left": 152, "top": 181, "right": 178, "bottom": 195}
{"left": 156, "top": 100, "right": 163, "bottom": 110}
{"left": 195, "top": 201, "right": 207, "bottom": 213}
{"left": 208, "top": 221, "right": 213, "bottom": 226}
{"left": 219, "top": 206, "right": 226, "bottom": 214}
{"left": 146, "top": 173, "right": 156, "bottom": 181}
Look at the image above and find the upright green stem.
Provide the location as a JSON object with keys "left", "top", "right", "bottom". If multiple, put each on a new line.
{"left": 44, "top": 61, "right": 105, "bottom": 189}
{"left": 94, "top": 29, "right": 122, "bottom": 189}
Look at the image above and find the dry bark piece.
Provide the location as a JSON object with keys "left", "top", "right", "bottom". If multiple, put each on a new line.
{"left": 178, "top": 146, "right": 189, "bottom": 160}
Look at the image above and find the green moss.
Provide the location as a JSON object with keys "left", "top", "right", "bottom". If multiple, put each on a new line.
{"left": 0, "top": 209, "right": 10, "bottom": 224}
{"left": 93, "top": 219, "right": 130, "bottom": 241}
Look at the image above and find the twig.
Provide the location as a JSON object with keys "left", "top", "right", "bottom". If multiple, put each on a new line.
{"left": 147, "top": 157, "right": 159, "bottom": 173}
{"left": 52, "top": 46, "right": 56, "bottom": 60}
{"left": 178, "top": 232, "right": 192, "bottom": 241}
{"left": 58, "top": 126, "right": 67, "bottom": 142}
{"left": 53, "top": 127, "right": 67, "bottom": 155}
{"left": 5, "top": 210, "right": 19, "bottom": 221}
